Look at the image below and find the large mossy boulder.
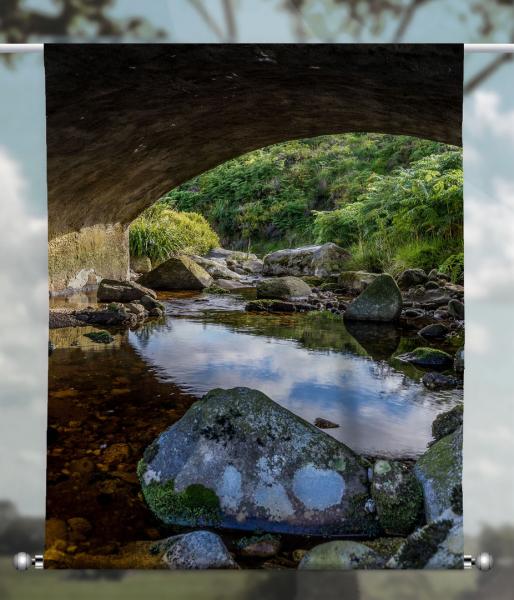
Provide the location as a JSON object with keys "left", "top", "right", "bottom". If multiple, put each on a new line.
{"left": 256, "top": 276, "right": 312, "bottom": 300}
{"left": 414, "top": 426, "right": 463, "bottom": 522}
{"left": 343, "top": 274, "right": 402, "bottom": 322}
{"left": 386, "top": 512, "right": 463, "bottom": 569}
{"left": 397, "top": 347, "right": 453, "bottom": 369}
{"left": 337, "top": 271, "right": 379, "bottom": 295}
{"left": 263, "top": 243, "right": 350, "bottom": 277}
{"left": 138, "top": 387, "right": 377, "bottom": 537}
{"left": 139, "top": 255, "right": 213, "bottom": 290}
{"left": 298, "top": 540, "right": 386, "bottom": 570}
{"left": 371, "top": 460, "right": 423, "bottom": 535}
{"left": 97, "top": 278, "right": 156, "bottom": 302}
{"left": 156, "top": 531, "right": 238, "bottom": 569}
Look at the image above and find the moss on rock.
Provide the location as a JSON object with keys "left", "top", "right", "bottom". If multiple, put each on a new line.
{"left": 432, "top": 404, "right": 463, "bottom": 441}
{"left": 371, "top": 460, "right": 423, "bottom": 535}
{"left": 397, "top": 347, "right": 453, "bottom": 369}
{"left": 83, "top": 330, "right": 114, "bottom": 344}
{"left": 141, "top": 479, "right": 221, "bottom": 526}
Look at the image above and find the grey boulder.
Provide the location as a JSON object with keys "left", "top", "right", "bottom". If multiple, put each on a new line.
{"left": 344, "top": 274, "right": 402, "bottom": 322}
{"left": 139, "top": 255, "right": 213, "bottom": 290}
{"left": 256, "top": 276, "right": 312, "bottom": 300}
{"left": 138, "top": 387, "right": 376, "bottom": 536}
{"left": 263, "top": 243, "right": 350, "bottom": 277}
{"left": 414, "top": 426, "right": 463, "bottom": 522}
{"left": 158, "top": 531, "right": 238, "bottom": 569}
{"left": 97, "top": 278, "right": 156, "bottom": 302}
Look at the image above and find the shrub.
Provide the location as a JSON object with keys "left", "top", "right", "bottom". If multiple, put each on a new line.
{"left": 129, "top": 204, "right": 219, "bottom": 262}
{"left": 439, "top": 253, "right": 464, "bottom": 284}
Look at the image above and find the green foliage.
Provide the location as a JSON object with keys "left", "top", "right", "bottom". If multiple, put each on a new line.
{"left": 129, "top": 204, "right": 220, "bottom": 262}
{"left": 315, "top": 151, "right": 463, "bottom": 274}
{"left": 439, "top": 253, "right": 464, "bottom": 284}
{"left": 164, "top": 133, "right": 454, "bottom": 254}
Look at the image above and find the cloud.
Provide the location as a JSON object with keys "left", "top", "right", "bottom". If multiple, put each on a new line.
{"left": 0, "top": 147, "right": 48, "bottom": 516}
{"left": 469, "top": 90, "right": 514, "bottom": 142}
{"left": 466, "top": 177, "right": 514, "bottom": 301}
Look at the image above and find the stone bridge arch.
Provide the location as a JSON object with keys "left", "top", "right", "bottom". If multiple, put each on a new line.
{"left": 44, "top": 44, "right": 463, "bottom": 293}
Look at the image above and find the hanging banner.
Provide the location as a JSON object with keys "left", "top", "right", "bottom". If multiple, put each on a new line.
{"left": 45, "top": 43, "right": 464, "bottom": 569}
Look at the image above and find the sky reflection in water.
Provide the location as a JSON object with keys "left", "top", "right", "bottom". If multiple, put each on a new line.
{"left": 129, "top": 311, "right": 461, "bottom": 459}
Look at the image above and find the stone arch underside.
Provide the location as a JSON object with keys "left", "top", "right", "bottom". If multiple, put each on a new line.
{"left": 44, "top": 44, "right": 463, "bottom": 293}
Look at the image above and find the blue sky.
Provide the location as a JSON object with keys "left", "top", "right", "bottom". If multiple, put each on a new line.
{"left": 0, "top": 3, "right": 513, "bottom": 536}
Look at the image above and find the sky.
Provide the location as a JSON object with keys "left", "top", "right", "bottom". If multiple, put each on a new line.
{"left": 0, "top": 2, "right": 513, "bottom": 537}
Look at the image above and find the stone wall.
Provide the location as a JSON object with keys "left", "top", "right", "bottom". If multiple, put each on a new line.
{"left": 48, "top": 224, "right": 129, "bottom": 295}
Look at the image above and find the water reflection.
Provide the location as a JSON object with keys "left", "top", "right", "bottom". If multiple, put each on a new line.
{"left": 128, "top": 309, "right": 462, "bottom": 459}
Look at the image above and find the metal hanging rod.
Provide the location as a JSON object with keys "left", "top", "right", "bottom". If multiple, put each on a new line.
{"left": 1, "top": 43, "right": 514, "bottom": 54}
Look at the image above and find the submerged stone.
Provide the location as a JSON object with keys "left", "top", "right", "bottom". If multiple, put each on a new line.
{"left": 83, "top": 330, "right": 114, "bottom": 344}
{"left": 139, "top": 255, "right": 213, "bottom": 290}
{"left": 156, "top": 531, "right": 238, "bottom": 569}
{"left": 256, "top": 276, "right": 312, "bottom": 300}
{"left": 414, "top": 426, "right": 463, "bottom": 522}
{"left": 371, "top": 460, "right": 423, "bottom": 536}
{"left": 344, "top": 320, "right": 401, "bottom": 360}
{"left": 344, "top": 274, "right": 402, "bottom": 322}
{"left": 138, "top": 387, "right": 375, "bottom": 536}
{"left": 235, "top": 534, "right": 281, "bottom": 558}
{"left": 299, "top": 540, "right": 386, "bottom": 570}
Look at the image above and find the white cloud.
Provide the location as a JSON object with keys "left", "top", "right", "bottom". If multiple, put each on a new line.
{"left": 469, "top": 90, "right": 514, "bottom": 142}
{"left": 466, "top": 178, "right": 514, "bottom": 301}
{"left": 0, "top": 147, "right": 48, "bottom": 515}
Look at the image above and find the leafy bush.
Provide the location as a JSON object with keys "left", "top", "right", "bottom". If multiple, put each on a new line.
{"left": 315, "top": 151, "right": 463, "bottom": 273}
{"left": 163, "top": 133, "right": 454, "bottom": 251}
{"left": 129, "top": 205, "right": 219, "bottom": 262}
{"left": 439, "top": 253, "right": 464, "bottom": 284}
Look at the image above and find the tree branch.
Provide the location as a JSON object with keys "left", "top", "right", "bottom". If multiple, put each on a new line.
{"left": 393, "top": 0, "right": 433, "bottom": 42}
{"left": 189, "top": 0, "right": 226, "bottom": 41}
{"left": 464, "top": 53, "right": 513, "bottom": 95}
{"left": 222, "top": 0, "right": 237, "bottom": 42}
